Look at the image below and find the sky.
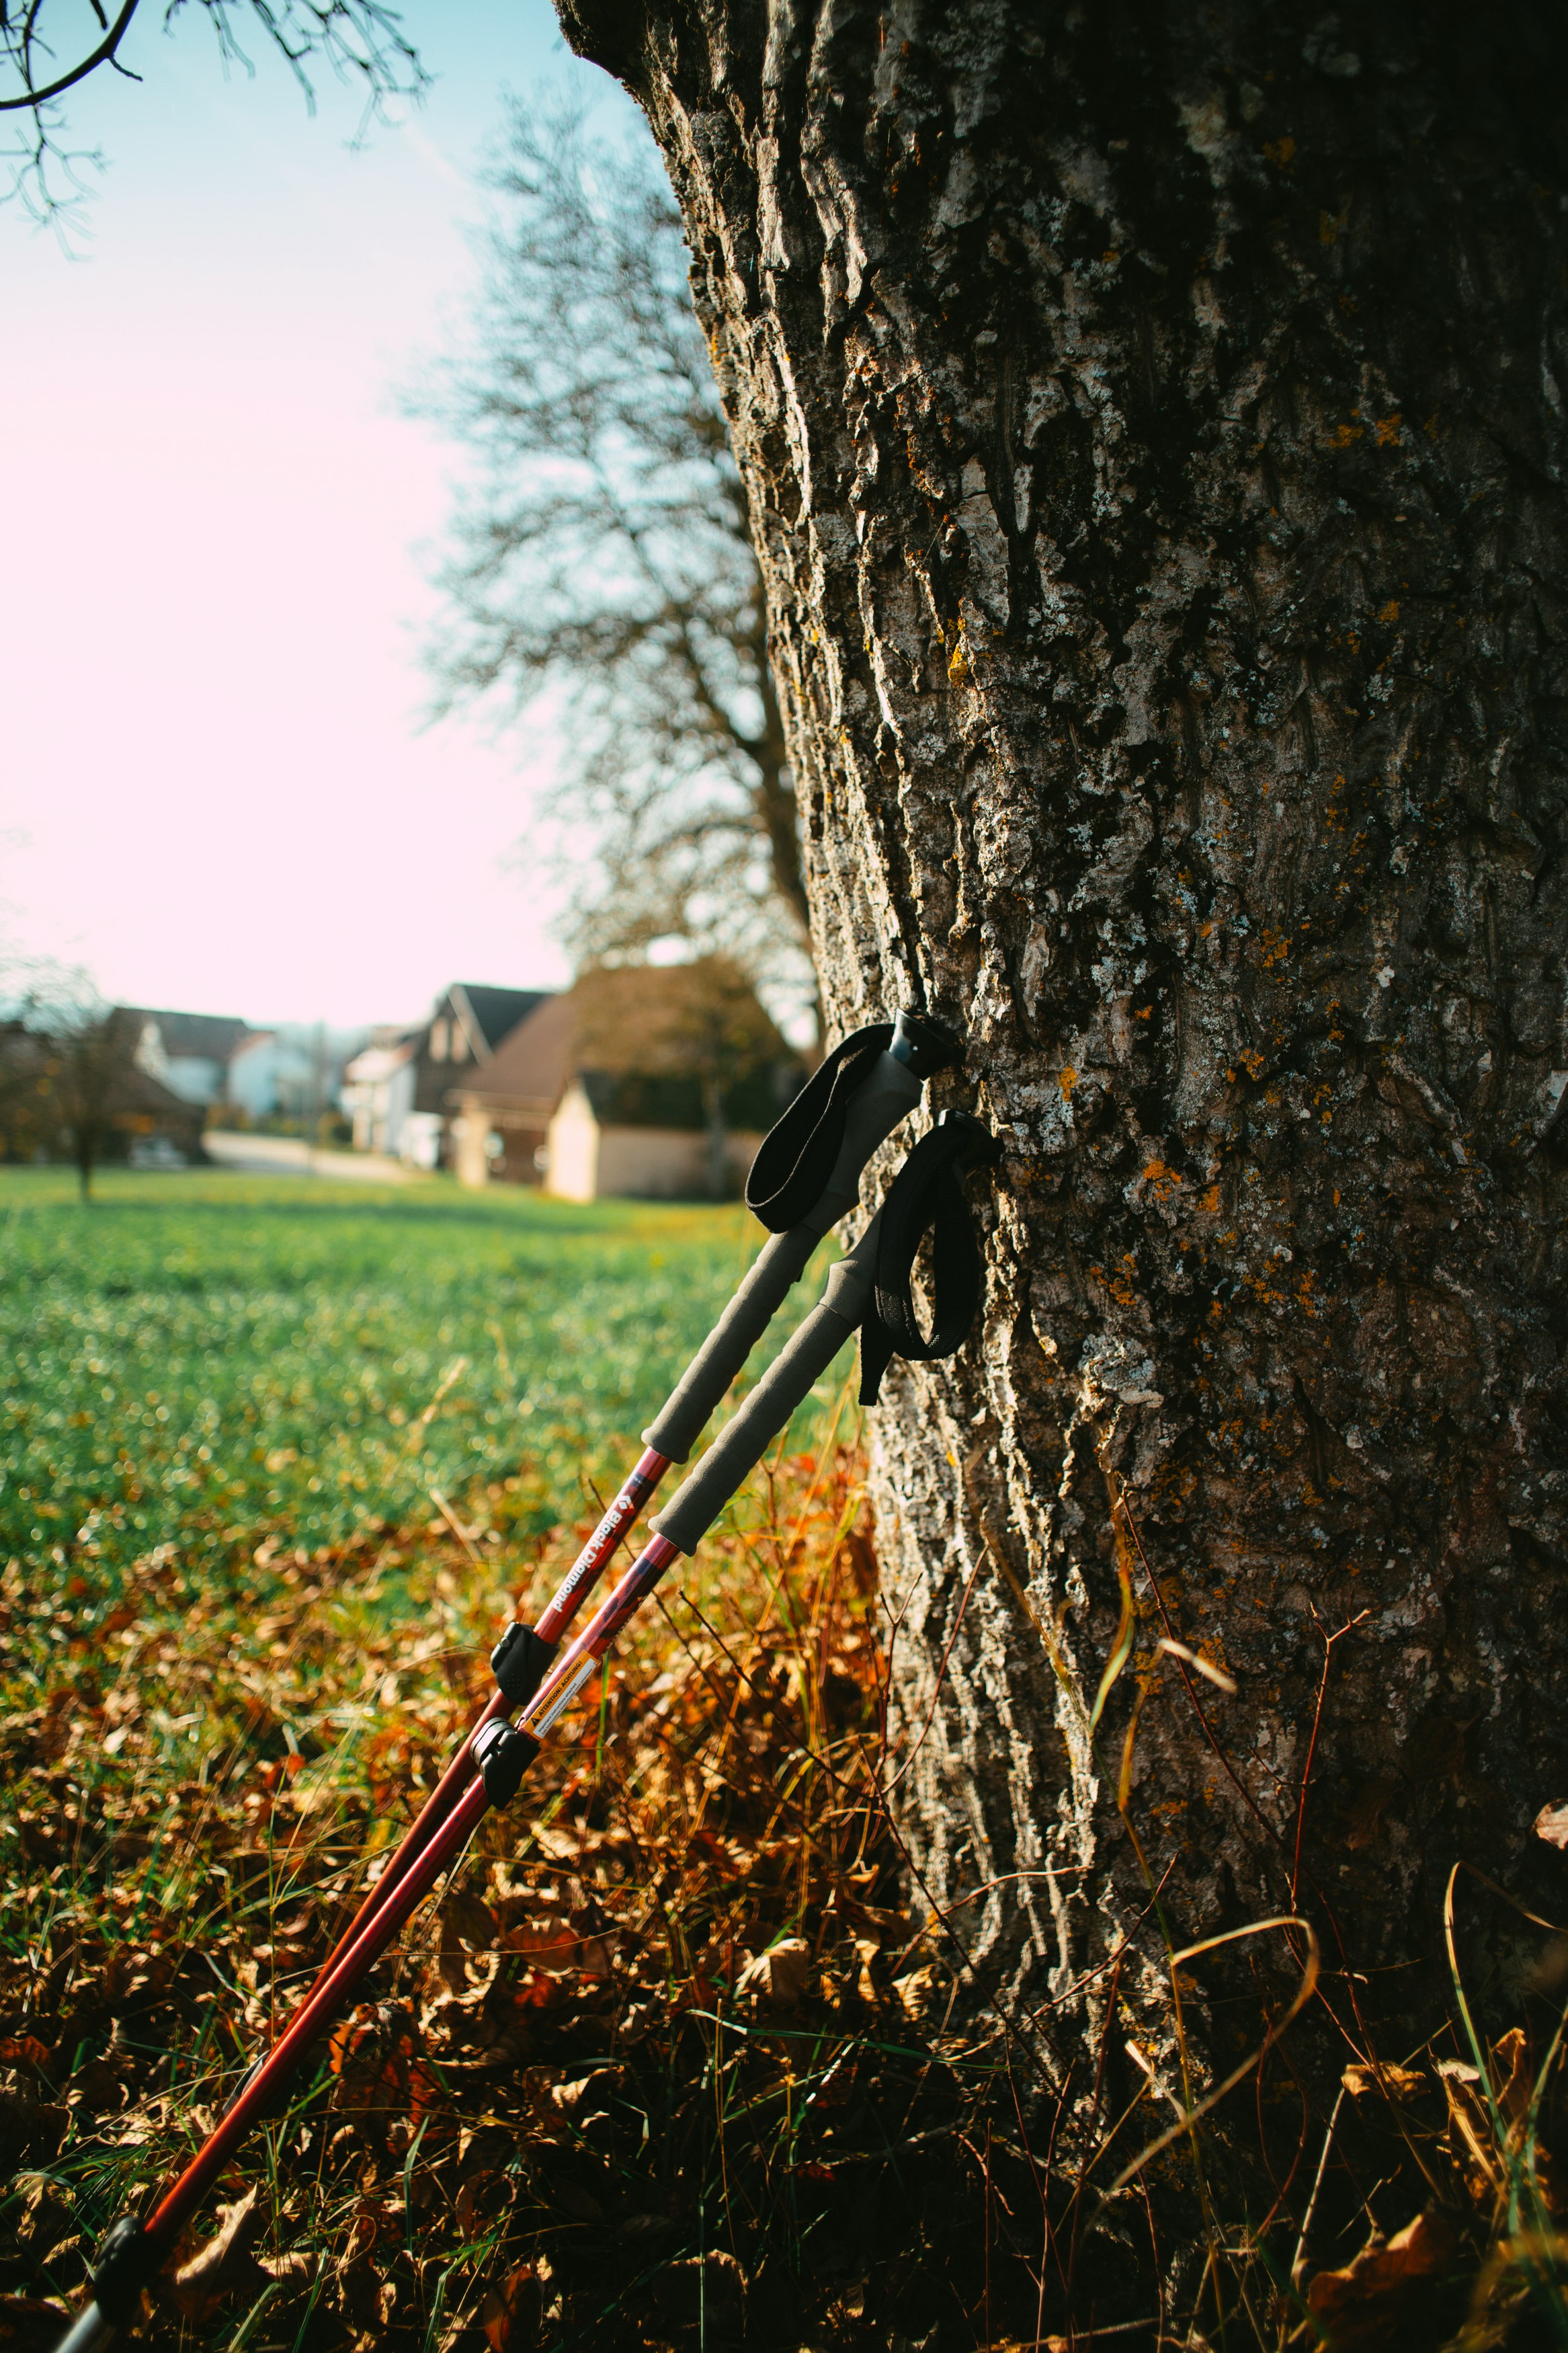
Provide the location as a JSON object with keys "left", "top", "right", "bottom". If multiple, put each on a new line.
{"left": 1, "top": 0, "right": 640, "bottom": 1029}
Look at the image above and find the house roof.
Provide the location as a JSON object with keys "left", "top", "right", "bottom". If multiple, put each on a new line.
{"left": 444, "top": 963, "right": 800, "bottom": 1133}
{"left": 447, "top": 985, "right": 554, "bottom": 1058}
{"left": 122, "top": 1008, "right": 252, "bottom": 1062}
{"left": 344, "top": 1036, "right": 419, "bottom": 1084}
{"left": 445, "top": 992, "right": 577, "bottom": 1113}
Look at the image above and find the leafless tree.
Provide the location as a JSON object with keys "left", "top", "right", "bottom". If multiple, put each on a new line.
{"left": 421, "top": 99, "right": 815, "bottom": 1038}
{"left": 0, "top": 970, "right": 142, "bottom": 1199}
{"left": 1, "top": 0, "right": 425, "bottom": 226}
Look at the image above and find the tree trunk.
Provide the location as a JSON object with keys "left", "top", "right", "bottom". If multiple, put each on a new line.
{"left": 559, "top": 0, "right": 1568, "bottom": 2235}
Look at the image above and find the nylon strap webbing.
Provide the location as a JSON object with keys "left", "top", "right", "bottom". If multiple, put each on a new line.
{"left": 744, "top": 1022, "right": 893, "bottom": 1233}
{"left": 858, "top": 1117, "right": 997, "bottom": 1405}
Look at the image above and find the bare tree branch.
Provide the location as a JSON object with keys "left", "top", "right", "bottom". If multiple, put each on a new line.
{"left": 419, "top": 96, "right": 817, "bottom": 1037}
{"left": 0, "top": 0, "right": 138, "bottom": 110}
{"left": 2, "top": 1, "right": 427, "bottom": 225}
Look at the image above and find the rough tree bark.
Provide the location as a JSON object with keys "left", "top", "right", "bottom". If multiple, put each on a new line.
{"left": 557, "top": 0, "right": 1568, "bottom": 2205}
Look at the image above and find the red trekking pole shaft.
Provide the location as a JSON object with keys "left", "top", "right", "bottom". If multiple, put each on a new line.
{"left": 310, "top": 1445, "right": 669, "bottom": 1989}
{"left": 66, "top": 1533, "right": 687, "bottom": 2353}
{"left": 152, "top": 1773, "right": 491, "bottom": 2252}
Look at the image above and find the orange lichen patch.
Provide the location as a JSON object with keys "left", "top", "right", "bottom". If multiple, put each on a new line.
{"left": 1263, "top": 134, "right": 1296, "bottom": 167}
{"left": 1237, "top": 1048, "right": 1265, "bottom": 1080}
{"left": 1378, "top": 599, "right": 1401, "bottom": 623}
{"left": 1198, "top": 918, "right": 1214, "bottom": 939}
{"left": 946, "top": 637, "right": 970, "bottom": 684}
{"left": 1331, "top": 421, "right": 1365, "bottom": 447}
{"left": 1260, "top": 928, "right": 1290, "bottom": 971}
{"left": 1059, "top": 1066, "right": 1077, "bottom": 1098}
{"left": 1141, "top": 1161, "right": 1180, "bottom": 1204}
{"left": 1090, "top": 1254, "right": 1140, "bottom": 1308}
{"left": 1375, "top": 413, "right": 1403, "bottom": 446}
{"left": 1200, "top": 1185, "right": 1221, "bottom": 1212}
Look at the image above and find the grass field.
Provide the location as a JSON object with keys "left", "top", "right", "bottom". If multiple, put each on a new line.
{"left": 0, "top": 1166, "right": 816, "bottom": 1620}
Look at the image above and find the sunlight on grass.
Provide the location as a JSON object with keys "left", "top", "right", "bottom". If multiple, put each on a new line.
{"left": 0, "top": 1167, "right": 835, "bottom": 1616}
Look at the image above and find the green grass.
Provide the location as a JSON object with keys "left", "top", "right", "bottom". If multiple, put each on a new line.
{"left": 0, "top": 1166, "right": 811, "bottom": 1622}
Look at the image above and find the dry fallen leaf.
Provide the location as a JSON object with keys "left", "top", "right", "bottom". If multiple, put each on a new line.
{"left": 1534, "top": 1800, "right": 1568, "bottom": 1850}
{"left": 893, "top": 1966, "right": 947, "bottom": 2026}
{"left": 480, "top": 2261, "right": 542, "bottom": 2353}
{"left": 550, "top": 2067, "right": 622, "bottom": 2114}
{"left": 1342, "top": 2061, "right": 1427, "bottom": 2101}
{"left": 169, "top": 2185, "right": 265, "bottom": 2318}
{"left": 737, "top": 1938, "right": 813, "bottom": 2009}
{"left": 0, "top": 2296, "right": 76, "bottom": 2353}
{"left": 1306, "top": 2210, "right": 1455, "bottom": 2346}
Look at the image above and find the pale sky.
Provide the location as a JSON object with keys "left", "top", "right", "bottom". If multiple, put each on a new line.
{"left": 1, "top": 1, "right": 636, "bottom": 1028}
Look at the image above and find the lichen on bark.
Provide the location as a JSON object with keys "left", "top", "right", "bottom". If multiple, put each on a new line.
{"left": 557, "top": 0, "right": 1568, "bottom": 2135}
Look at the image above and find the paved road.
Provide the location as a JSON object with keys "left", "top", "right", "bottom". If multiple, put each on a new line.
{"left": 202, "top": 1132, "right": 417, "bottom": 1183}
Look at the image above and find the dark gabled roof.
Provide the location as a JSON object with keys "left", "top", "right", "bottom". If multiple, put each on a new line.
{"left": 444, "top": 993, "right": 577, "bottom": 1113}
{"left": 122, "top": 1008, "right": 251, "bottom": 1062}
{"left": 448, "top": 985, "right": 554, "bottom": 1058}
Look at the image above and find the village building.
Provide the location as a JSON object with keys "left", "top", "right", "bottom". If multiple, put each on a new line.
{"left": 444, "top": 963, "right": 798, "bottom": 1201}
{"left": 342, "top": 984, "right": 552, "bottom": 1166}
{"left": 124, "top": 1009, "right": 255, "bottom": 1106}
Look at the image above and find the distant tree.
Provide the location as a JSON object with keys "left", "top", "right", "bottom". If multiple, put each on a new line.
{"left": 422, "top": 101, "right": 815, "bottom": 1037}
{"left": 1, "top": 1, "right": 425, "bottom": 225}
{"left": 0, "top": 1019, "right": 56, "bottom": 1166}
{"left": 33, "top": 988, "right": 145, "bottom": 1201}
{"left": 0, "top": 970, "right": 152, "bottom": 1199}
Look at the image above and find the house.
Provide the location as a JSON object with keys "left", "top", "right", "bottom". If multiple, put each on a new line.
{"left": 342, "top": 986, "right": 554, "bottom": 1167}
{"left": 341, "top": 1027, "right": 421, "bottom": 1155}
{"left": 446, "top": 961, "right": 800, "bottom": 1201}
{"left": 124, "top": 1009, "right": 254, "bottom": 1107}
{"left": 541, "top": 1072, "right": 765, "bottom": 1201}
{"left": 445, "top": 993, "right": 577, "bottom": 1185}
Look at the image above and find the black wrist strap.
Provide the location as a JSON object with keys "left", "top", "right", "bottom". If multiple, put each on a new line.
{"left": 745, "top": 1023, "right": 893, "bottom": 1233}
{"left": 858, "top": 1115, "right": 999, "bottom": 1405}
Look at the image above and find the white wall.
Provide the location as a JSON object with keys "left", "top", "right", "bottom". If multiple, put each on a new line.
{"left": 543, "top": 1084, "right": 761, "bottom": 1201}
{"left": 543, "top": 1083, "right": 600, "bottom": 1202}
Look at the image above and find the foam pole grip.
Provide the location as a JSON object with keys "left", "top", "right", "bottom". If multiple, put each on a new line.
{"left": 641, "top": 1051, "right": 919, "bottom": 1462}
{"left": 650, "top": 1217, "right": 881, "bottom": 1555}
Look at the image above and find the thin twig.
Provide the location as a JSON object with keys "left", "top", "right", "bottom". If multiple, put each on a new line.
{"left": 1291, "top": 2087, "right": 1346, "bottom": 2286}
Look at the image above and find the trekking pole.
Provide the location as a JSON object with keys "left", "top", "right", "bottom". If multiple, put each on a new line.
{"left": 61, "top": 1019, "right": 975, "bottom": 2353}
{"left": 302, "top": 1010, "right": 960, "bottom": 1993}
